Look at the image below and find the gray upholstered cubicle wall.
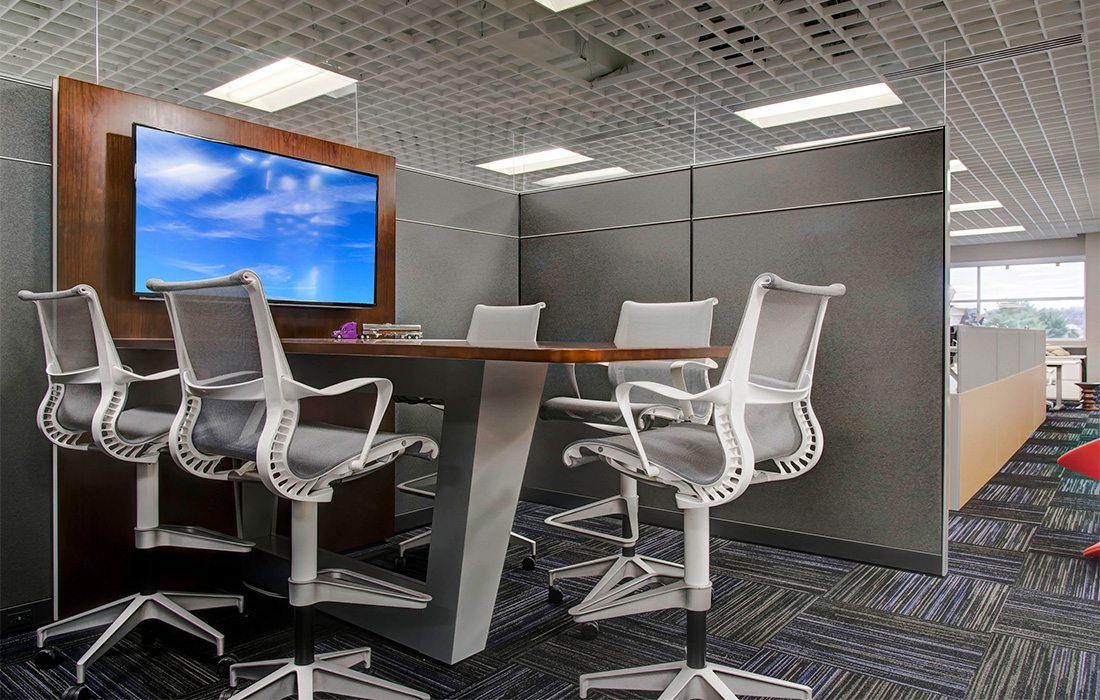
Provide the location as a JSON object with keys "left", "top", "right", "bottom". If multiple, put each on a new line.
{"left": 393, "top": 168, "right": 519, "bottom": 523}
{"left": 0, "top": 76, "right": 54, "bottom": 628}
{"left": 520, "top": 130, "right": 948, "bottom": 574}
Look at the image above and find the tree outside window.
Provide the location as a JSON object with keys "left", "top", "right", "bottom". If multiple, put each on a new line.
{"left": 949, "top": 262, "right": 1085, "bottom": 340}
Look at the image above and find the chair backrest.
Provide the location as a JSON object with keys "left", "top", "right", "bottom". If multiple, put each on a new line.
{"left": 17, "top": 285, "right": 160, "bottom": 460}
{"left": 610, "top": 298, "right": 718, "bottom": 416}
{"left": 148, "top": 270, "right": 288, "bottom": 481}
{"left": 722, "top": 273, "right": 844, "bottom": 479}
{"left": 466, "top": 302, "right": 545, "bottom": 343}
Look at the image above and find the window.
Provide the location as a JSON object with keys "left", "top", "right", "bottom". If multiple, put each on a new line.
{"left": 950, "top": 262, "right": 1086, "bottom": 340}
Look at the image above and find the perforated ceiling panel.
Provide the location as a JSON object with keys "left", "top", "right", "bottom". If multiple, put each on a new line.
{"left": 1, "top": 0, "right": 1097, "bottom": 244}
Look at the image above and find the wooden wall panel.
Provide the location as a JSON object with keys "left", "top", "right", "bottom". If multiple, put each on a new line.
{"left": 54, "top": 76, "right": 395, "bottom": 337}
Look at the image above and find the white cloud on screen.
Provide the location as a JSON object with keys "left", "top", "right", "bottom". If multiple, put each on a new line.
{"left": 141, "top": 222, "right": 260, "bottom": 240}
{"left": 199, "top": 182, "right": 376, "bottom": 230}
{"left": 163, "top": 258, "right": 226, "bottom": 276}
{"left": 249, "top": 264, "right": 292, "bottom": 284}
{"left": 136, "top": 142, "right": 240, "bottom": 204}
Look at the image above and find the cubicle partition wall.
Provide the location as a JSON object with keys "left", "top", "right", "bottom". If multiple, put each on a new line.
{"left": 521, "top": 129, "right": 950, "bottom": 574}
{"left": 392, "top": 169, "right": 520, "bottom": 525}
{"left": 0, "top": 76, "right": 54, "bottom": 631}
{"left": 949, "top": 326, "right": 1046, "bottom": 509}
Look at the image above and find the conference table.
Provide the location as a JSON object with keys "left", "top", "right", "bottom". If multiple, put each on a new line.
{"left": 117, "top": 337, "right": 727, "bottom": 664}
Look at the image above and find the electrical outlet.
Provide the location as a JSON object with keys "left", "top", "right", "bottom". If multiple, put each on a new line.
{"left": 4, "top": 608, "right": 34, "bottom": 629}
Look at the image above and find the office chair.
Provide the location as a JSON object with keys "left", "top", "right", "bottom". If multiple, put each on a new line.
{"left": 561, "top": 273, "right": 844, "bottom": 700}
{"left": 539, "top": 298, "right": 718, "bottom": 634}
{"left": 149, "top": 270, "right": 438, "bottom": 700}
{"left": 394, "top": 302, "right": 546, "bottom": 572}
{"left": 18, "top": 285, "right": 252, "bottom": 700}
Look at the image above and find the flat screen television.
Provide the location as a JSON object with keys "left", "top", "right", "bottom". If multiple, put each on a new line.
{"left": 132, "top": 123, "right": 378, "bottom": 306}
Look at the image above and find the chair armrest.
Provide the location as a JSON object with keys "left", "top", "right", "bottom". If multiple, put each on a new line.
{"left": 46, "top": 367, "right": 100, "bottom": 385}
{"left": 183, "top": 375, "right": 266, "bottom": 401}
{"left": 564, "top": 362, "right": 610, "bottom": 399}
{"left": 613, "top": 380, "right": 733, "bottom": 478}
{"left": 279, "top": 376, "right": 394, "bottom": 472}
{"left": 668, "top": 359, "right": 718, "bottom": 420}
{"left": 115, "top": 366, "right": 180, "bottom": 385}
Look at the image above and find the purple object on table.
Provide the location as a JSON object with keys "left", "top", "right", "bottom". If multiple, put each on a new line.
{"left": 332, "top": 321, "right": 358, "bottom": 340}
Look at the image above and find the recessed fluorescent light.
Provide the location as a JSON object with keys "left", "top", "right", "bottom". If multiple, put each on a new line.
{"left": 534, "top": 0, "right": 594, "bottom": 9}
{"left": 950, "top": 200, "right": 1003, "bottom": 212}
{"left": 734, "top": 82, "right": 902, "bottom": 129}
{"left": 949, "top": 159, "right": 968, "bottom": 173}
{"left": 775, "top": 127, "right": 911, "bottom": 151}
{"left": 535, "top": 167, "right": 631, "bottom": 187}
{"left": 476, "top": 148, "right": 592, "bottom": 176}
{"left": 205, "top": 57, "right": 357, "bottom": 113}
{"left": 950, "top": 225, "right": 1025, "bottom": 237}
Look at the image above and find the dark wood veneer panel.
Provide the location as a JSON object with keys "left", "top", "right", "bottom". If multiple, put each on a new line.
{"left": 55, "top": 77, "right": 396, "bottom": 337}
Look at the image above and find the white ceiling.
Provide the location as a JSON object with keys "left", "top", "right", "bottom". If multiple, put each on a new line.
{"left": 2, "top": 0, "right": 1097, "bottom": 245}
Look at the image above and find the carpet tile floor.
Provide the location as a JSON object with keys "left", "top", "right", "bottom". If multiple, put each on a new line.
{"left": 0, "top": 408, "right": 1096, "bottom": 699}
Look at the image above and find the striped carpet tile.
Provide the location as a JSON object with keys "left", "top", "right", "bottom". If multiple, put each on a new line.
{"left": 1029, "top": 526, "right": 1100, "bottom": 557}
{"left": 948, "top": 515, "right": 1037, "bottom": 552}
{"left": 825, "top": 566, "right": 1010, "bottom": 632}
{"left": 702, "top": 577, "right": 817, "bottom": 647}
{"left": 739, "top": 648, "right": 946, "bottom": 700}
{"left": 1041, "top": 505, "right": 1100, "bottom": 535}
{"left": 992, "top": 588, "right": 1100, "bottom": 654}
{"left": 764, "top": 600, "right": 989, "bottom": 697}
{"left": 999, "top": 459, "right": 1064, "bottom": 478}
{"left": 709, "top": 540, "right": 857, "bottom": 595}
{"left": 964, "top": 634, "right": 1100, "bottom": 700}
{"left": 1014, "top": 551, "right": 1100, "bottom": 600}
{"left": 945, "top": 542, "right": 1026, "bottom": 585}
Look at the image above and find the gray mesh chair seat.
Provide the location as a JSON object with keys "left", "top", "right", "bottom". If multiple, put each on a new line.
{"left": 113, "top": 406, "right": 176, "bottom": 442}
{"left": 540, "top": 396, "right": 683, "bottom": 429}
{"left": 194, "top": 421, "right": 434, "bottom": 481}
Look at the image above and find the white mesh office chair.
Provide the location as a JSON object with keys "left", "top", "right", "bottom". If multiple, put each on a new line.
{"left": 18, "top": 285, "right": 252, "bottom": 700}
{"left": 148, "top": 270, "right": 439, "bottom": 700}
{"left": 394, "top": 302, "right": 546, "bottom": 571}
{"left": 539, "top": 298, "right": 718, "bottom": 634}
{"left": 562, "top": 273, "right": 844, "bottom": 700}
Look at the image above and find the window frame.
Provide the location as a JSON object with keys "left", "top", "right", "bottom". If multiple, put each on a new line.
{"left": 950, "top": 262, "right": 1086, "bottom": 341}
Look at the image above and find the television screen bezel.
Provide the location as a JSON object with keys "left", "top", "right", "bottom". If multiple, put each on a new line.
{"left": 131, "top": 122, "right": 381, "bottom": 309}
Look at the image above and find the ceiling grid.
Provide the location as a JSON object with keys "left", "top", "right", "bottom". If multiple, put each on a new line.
{"left": 0, "top": 0, "right": 1095, "bottom": 242}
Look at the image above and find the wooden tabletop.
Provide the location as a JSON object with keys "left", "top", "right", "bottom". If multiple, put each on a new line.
{"left": 116, "top": 338, "right": 729, "bottom": 364}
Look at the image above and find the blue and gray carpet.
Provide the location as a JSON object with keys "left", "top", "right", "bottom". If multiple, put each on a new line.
{"left": 2, "top": 410, "right": 1097, "bottom": 699}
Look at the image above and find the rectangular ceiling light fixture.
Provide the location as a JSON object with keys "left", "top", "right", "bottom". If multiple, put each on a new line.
{"left": 476, "top": 148, "right": 592, "bottom": 176}
{"left": 535, "top": 167, "right": 631, "bottom": 187}
{"left": 534, "top": 0, "right": 596, "bottom": 10}
{"left": 949, "top": 159, "right": 968, "bottom": 173}
{"left": 734, "top": 82, "right": 902, "bottom": 128}
{"left": 775, "top": 127, "right": 911, "bottom": 151}
{"left": 950, "top": 225, "right": 1025, "bottom": 237}
{"left": 950, "top": 200, "right": 1003, "bottom": 212}
{"left": 205, "top": 57, "right": 357, "bottom": 113}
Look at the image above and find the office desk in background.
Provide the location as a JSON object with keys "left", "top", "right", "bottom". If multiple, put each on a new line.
{"left": 1045, "top": 356, "right": 1083, "bottom": 410}
{"left": 114, "top": 338, "right": 727, "bottom": 664}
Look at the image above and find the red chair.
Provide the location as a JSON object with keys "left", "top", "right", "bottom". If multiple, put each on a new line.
{"left": 1057, "top": 438, "right": 1100, "bottom": 557}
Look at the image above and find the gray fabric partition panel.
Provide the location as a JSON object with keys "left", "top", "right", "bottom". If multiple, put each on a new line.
{"left": 397, "top": 168, "right": 518, "bottom": 235}
{"left": 693, "top": 195, "right": 946, "bottom": 558}
{"left": 1, "top": 78, "right": 55, "bottom": 621}
{"left": 393, "top": 169, "right": 519, "bottom": 520}
{"left": 693, "top": 130, "right": 944, "bottom": 218}
{"left": 0, "top": 79, "right": 52, "bottom": 164}
{"left": 519, "top": 129, "right": 947, "bottom": 573}
{"left": 520, "top": 170, "right": 690, "bottom": 235}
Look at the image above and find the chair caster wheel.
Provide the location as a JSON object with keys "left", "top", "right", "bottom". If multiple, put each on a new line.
{"left": 61, "top": 684, "right": 91, "bottom": 700}
{"left": 521, "top": 555, "right": 537, "bottom": 571}
{"left": 218, "top": 688, "right": 237, "bottom": 700}
{"left": 548, "top": 585, "right": 564, "bottom": 604}
{"left": 216, "top": 653, "right": 238, "bottom": 678}
{"left": 580, "top": 621, "right": 599, "bottom": 640}
{"left": 394, "top": 556, "right": 408, "bottom": 572}
{"left": 34, "top": 645, "right": 61, "bottom": 670}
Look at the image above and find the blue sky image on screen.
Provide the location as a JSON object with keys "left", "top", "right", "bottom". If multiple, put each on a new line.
{"left": 134, "top": 125, "right": 377, "bottom": 305}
